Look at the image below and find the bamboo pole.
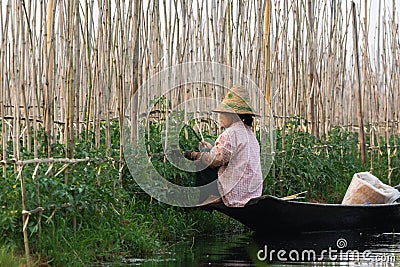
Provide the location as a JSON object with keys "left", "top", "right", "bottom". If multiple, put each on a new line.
{"left": 392, "top": 1, "right": 399, "bottom": 158}
{"left": 19, "top": 167, "right": 30, "bottom": 261}
{"left": 74, "top": 1, "right": 81, "bottom": 140}
{"left": 116, "top": 0, "right": 125, "bottom": 188}
{"left": 19, "top": 2, "right": 30, "bottom": 153}
{"left": 0, "top": 1, "right": 7, "bottom": 178}
{"left": 44, "top": 0, "right": 55, "bottom": 157}
{"left": 263, "top": 0, "right": 271, "bottom": 117}
{"left": 65, "top": 0, "right": 76, "bottom": 232}
{"left": 362, "top": 0, "right": 369, "bottom": 164}
{"left": 351, "top": 1, "right": 367, "bottom": 164}
{"left": 84, "top": 0, "right": 92, "bottom": 141}
{"left": 10, "top": 1, "right": 30, "bottom": 260}
{"left": 308, "top": 0, "right": 317, "bottom": 136}
{"left": 225, "top": 0, "right": 232, "bottom": 69}
{"left": 106, "top": 0, "right": 113, "bottom": 155}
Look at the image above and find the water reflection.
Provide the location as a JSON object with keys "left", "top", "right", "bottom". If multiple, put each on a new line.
{"left": 255, "top": 231, "right": 400, "bottom": 265}
{"left": 123, "top": 231, "right": 400, "bottom": 266}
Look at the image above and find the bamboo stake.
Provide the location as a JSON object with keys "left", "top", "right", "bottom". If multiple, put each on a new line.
{"left": 263, "top": 0, "right": 271, "bottom": 117}
{"left": 225, "top": 0, "right": 232, "bottom": 69}
{"left": 84, "top": 0, "right": 92, "bottom": 141}
{"left": 45, "top": 0, "right": 55, "bottom": 157}
{"left": 106, "top": 0, "right": 113, "bottom": 155}
{"left": 11, "top": 1, "right": 29, "bottom": 260}
{"left": 19, "top": 167, "right": 30, "bottom": 261}
{"left": 0, "top": 1, "right": 7, "bottom": 178}
{"left": 116, "top": 0, "right": 125, "bottom": 188}
{"left": 392, "top": 0, "right": 399, "bottom": 155}
{"left": 65, "top": 0, "right": 76, "bottom": 232}
{"left": 386, "top": 1, "right": 398, "bottom": 185}
{"left": 362, "top": 0, "right": 369, "bottom": 164}
{"left": 351, "top": 1, "right": 367, "bottom": 164}
{"left": 74, "top": 1, "right": 81, "bottom": 140}
{"left": 308, "top": 0, "right": 317, "bottom": 136}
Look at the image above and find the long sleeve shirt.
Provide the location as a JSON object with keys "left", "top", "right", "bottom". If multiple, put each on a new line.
{"left": 198, "top": 121, "right": 263, "bottom": 207}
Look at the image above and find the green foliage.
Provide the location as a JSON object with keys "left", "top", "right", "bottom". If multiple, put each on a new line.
{"left": 144, "top": 111, "right": 218, "bottom": 187}
{"left": 0, "top": 246, "right": 25, "bottom": 267}
{"left": 0, "top": 172, "right": 22, "bottom": 246}
{"left": 1, "top": 114, "right": 399, "bottom": 265}
{"left": 0, "top": 120, "right": 237, "bottom": 266}
{"left": 264, "top": 118, "right": 400, "bottom": 203}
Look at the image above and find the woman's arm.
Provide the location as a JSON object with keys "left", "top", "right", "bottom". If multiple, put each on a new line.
{"left": 188, "top": 133, "right": 233, "bottom": 168}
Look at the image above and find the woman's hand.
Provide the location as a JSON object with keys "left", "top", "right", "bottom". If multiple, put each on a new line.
{"left": 184, "top": 150, "right": 200, "bottom": 160}
{"left": 198, "top": 141, "right": 213, "bottom": 151}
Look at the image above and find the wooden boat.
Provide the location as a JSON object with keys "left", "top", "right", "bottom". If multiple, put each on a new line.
{"left": 206, "top": 195, "right": 400, "bottom": 236}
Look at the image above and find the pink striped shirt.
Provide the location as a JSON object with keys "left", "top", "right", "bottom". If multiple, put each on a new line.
{"left": 199, "top": 121, "right": 263, "bottom": 207}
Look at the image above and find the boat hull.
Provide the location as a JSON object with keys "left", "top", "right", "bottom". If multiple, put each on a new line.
{"left": 208, "top": 195, "right": 400, "bottom": 235}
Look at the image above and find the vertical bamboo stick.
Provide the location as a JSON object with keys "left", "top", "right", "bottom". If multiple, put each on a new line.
{"left": 351, "top": 1, "right": 367, "bottom": 164}
{"left": 116, "top": 0, "right": 125, "bottom": 188}
{"left": 263, "top": 0, "right": 271, "bottom": 117}
{"left": 391, "top": 1, "right": 398, "bottom": 150}
{"left": 32, "top": 75, "right": 40, "bottom": 242}
{"left": 45, "top": 0, "right": 55, "bottom": 157}
{"left": 92, "top": 1, "right": 101, "bottom": 147}
{"left": 19, "top": 167, "right": 30, "bottom": 261}
{"left": 74, "top": 1, "right": 81, "bottom": 140}
{"left": 84, "top": 0, "right": 93, "bottom": 141}
{"left": 308, "top": 0, "right": 317, "bottom": 136}
{"left": 0, "top": 1, "right": 6, "bottom": 178}
{"left": 362, "top": 0, "right": 369, "bottom": 163}
{"left": 225, "top": 0, "right": 232, "bottom": 69}
{"left": 65, "top": 0, "right": 76, "bottom": 232}
{"left": 19, "top": 2, "right": 30, "bottom": 152}
{"left": 12, "top": 2, "right": 30, "bottom": 259}
{"left": 105, "top": 0, "right": 112, "bottom": 155}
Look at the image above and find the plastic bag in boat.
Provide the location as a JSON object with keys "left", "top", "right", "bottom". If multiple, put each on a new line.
{"left": 341, "top": 172, "right": 400, "bottom": 205}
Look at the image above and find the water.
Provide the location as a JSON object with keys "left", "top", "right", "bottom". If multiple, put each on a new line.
{"left": 121, "top": 231, "right": 400, "bottom": 266}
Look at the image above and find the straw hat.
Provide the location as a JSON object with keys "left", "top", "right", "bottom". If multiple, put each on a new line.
{"left": 213, "top": 85, "right": 257, "bottom": 115}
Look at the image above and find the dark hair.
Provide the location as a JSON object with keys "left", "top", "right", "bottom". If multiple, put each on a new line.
{"left": 238, "top": 114, "right": 254, "bottom": 127}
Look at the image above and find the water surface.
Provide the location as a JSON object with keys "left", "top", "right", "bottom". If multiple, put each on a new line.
{"left": 122, "top": 231, "right": 400, "bottom": 266}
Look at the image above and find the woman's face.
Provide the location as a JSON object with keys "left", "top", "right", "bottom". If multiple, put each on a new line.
{"left": 219, "top": 112, "right": 239, "bottom": 128}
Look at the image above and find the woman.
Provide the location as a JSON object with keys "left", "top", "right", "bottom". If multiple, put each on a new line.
{"left": 185, "top": 85, "right": 263, "bottom": 207}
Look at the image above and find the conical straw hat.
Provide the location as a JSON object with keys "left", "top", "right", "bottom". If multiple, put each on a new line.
{"left": 213, "top": 85, "right": 257, "bottom": 115}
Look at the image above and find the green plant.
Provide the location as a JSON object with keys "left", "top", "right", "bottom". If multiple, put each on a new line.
{"left": 2, "top": 114, "right": 399, "bottom": 264}
{"left": 264, "top": 119, "right": 400, "bottom": 203}
{"left": 0, "top": 246, "right": 25, "bottom": 267}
